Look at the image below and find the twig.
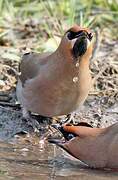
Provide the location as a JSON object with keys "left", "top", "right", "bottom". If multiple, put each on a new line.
{"left": 91, "top": 27, "right": 101, "bottom": 61}
{"left": 2, "top": 64, "right": 20, "bottom": 77}
{"left": 0, "top": 105, "right": 21, "bottom": 112}
{"left": 0, "top": 102, "right": 20, "bottom": 108}
{"left": 92, "top": 63, "right": 109, "bottom": 84}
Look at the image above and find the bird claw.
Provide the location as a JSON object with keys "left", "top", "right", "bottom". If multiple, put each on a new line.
{"left": 26, "top": 117, "right": 41, "bottom": 132}
{"left": 22, "top": 108, "right": 40, "bottom": 132}
{"left": 63, "top": 113, "right": 76, "bottom": 125}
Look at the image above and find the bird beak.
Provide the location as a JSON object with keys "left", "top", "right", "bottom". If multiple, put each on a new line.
{"left": 51, "top": 124, "right": 77, "bottom": 141}
{"left": 48, "top": 122, "right": 93, "bottom": 144}
{"left": 48, "top": 135, "right": 80, "bottom": 160}
{"left": 48, "top": 122, "right": 93, "bottom": 160}
{"left": 48, "top": 124, "right": 67, "bottom": 148}
{"left": 48, "top": 138, "right": 65, "bottom": 147}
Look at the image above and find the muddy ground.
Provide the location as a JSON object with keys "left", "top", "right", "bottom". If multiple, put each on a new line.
{"left": 0, "top": 35, "right": 118, "bottom": 140}
{"left": 0, "top": 25, "right": 118, "bottom": 179}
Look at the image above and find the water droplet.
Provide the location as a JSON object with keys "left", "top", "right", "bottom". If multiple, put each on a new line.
{"left": 73, "top": 77, "right": 78, "bottom": 83}
{"left": 76, "top": 63, "right": 79, "bottom": 67}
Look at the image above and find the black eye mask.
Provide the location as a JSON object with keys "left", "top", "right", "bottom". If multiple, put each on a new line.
{"left": 67, "top": 30, "right": 93, "bottom": 41}
{"left": 67, "top": 30, "right": 84, "bottom": 40}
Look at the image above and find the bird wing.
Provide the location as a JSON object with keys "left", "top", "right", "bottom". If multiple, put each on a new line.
{"left": 19, "top": 52, "right": 51, "bottom": 85}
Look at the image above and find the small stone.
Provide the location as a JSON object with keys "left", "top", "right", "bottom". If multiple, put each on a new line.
{"left": 0, "top": 80, "right": 5, "bottom": 88}
{"left": 21, "top": 148, "right": 29, "bottom": 152}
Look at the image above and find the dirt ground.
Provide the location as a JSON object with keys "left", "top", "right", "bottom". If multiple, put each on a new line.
{"left": 0, "top": 30, "right": 118, "bottom": 140}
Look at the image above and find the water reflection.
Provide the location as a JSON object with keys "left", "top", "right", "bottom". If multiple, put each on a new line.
{"left": 0, "top": 136, "right": 118, "bottom": 180}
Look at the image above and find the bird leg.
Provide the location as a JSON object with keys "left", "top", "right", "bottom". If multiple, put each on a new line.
{"left": 63, "top": 113, "right": 77, "bottom": 125}
{"left": 22, "top": 108, "right": 40, "bottom": 132}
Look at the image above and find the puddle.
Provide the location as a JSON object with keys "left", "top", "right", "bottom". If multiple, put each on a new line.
{"left": 0, "top": 137, "right": 118, "bottom": 180}
{"left": 0, "top": 95, "right": 118, "bottom": 179}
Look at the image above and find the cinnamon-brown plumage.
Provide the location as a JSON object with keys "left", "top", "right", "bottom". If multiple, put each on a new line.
{"left": 49, "top": 123, "right": 118, "bottom": 169}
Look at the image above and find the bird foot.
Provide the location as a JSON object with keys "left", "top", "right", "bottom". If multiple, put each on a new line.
{"left": 26, "top": 117, "right": 41, "bottom": 132}
{"left": 22, "top": 108, "right": 40, "bottom": 132}
{"left": 63, "top": 113, "right": 76, "bottom": 125}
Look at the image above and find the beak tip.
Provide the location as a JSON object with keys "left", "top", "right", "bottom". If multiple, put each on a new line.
{"left": 48, "top": 138, "right": 63, "bottom": 147}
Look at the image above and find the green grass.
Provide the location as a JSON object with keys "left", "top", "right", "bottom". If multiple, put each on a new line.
{"left": 0, "top": 169, "right": 8, "bottom": 175}
{"left": 0, "top": 0, "right": 117, "bottom": 52}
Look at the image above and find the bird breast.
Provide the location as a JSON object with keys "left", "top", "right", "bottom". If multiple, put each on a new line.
{"left": 21, "top": 61, "right": 91, "bottom": 117}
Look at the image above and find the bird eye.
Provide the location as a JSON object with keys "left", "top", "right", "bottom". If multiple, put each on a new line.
{"left": 68, "top": 133, "right": 75, "bottom": 140}
{"left": 88, "top": 32, "right": 93, "bottom": 40}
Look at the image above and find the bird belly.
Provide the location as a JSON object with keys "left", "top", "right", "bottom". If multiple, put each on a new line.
{"left": 20, "top": 76, "right": 91, "bottom": 117}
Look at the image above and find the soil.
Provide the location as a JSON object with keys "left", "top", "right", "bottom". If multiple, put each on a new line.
{"left": 0, "top": 26, "right": 118, "bottom": 179}
{"left": 0, "top": 36, "right": 118, "bottom": 139}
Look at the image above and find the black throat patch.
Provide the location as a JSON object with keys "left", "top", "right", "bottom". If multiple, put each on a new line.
{"left": 72, "top": 36, "right": 87, "bottom": 59}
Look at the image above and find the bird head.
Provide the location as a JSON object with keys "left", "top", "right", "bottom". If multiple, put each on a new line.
{"left": 59, "top": 24, "right": 93, "bottom": 61}
{"left": 48, "top": 123, "right": 109, "bottom": 168}
{"left": 48, "top": 122, "right": 93, "bottom": 159}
